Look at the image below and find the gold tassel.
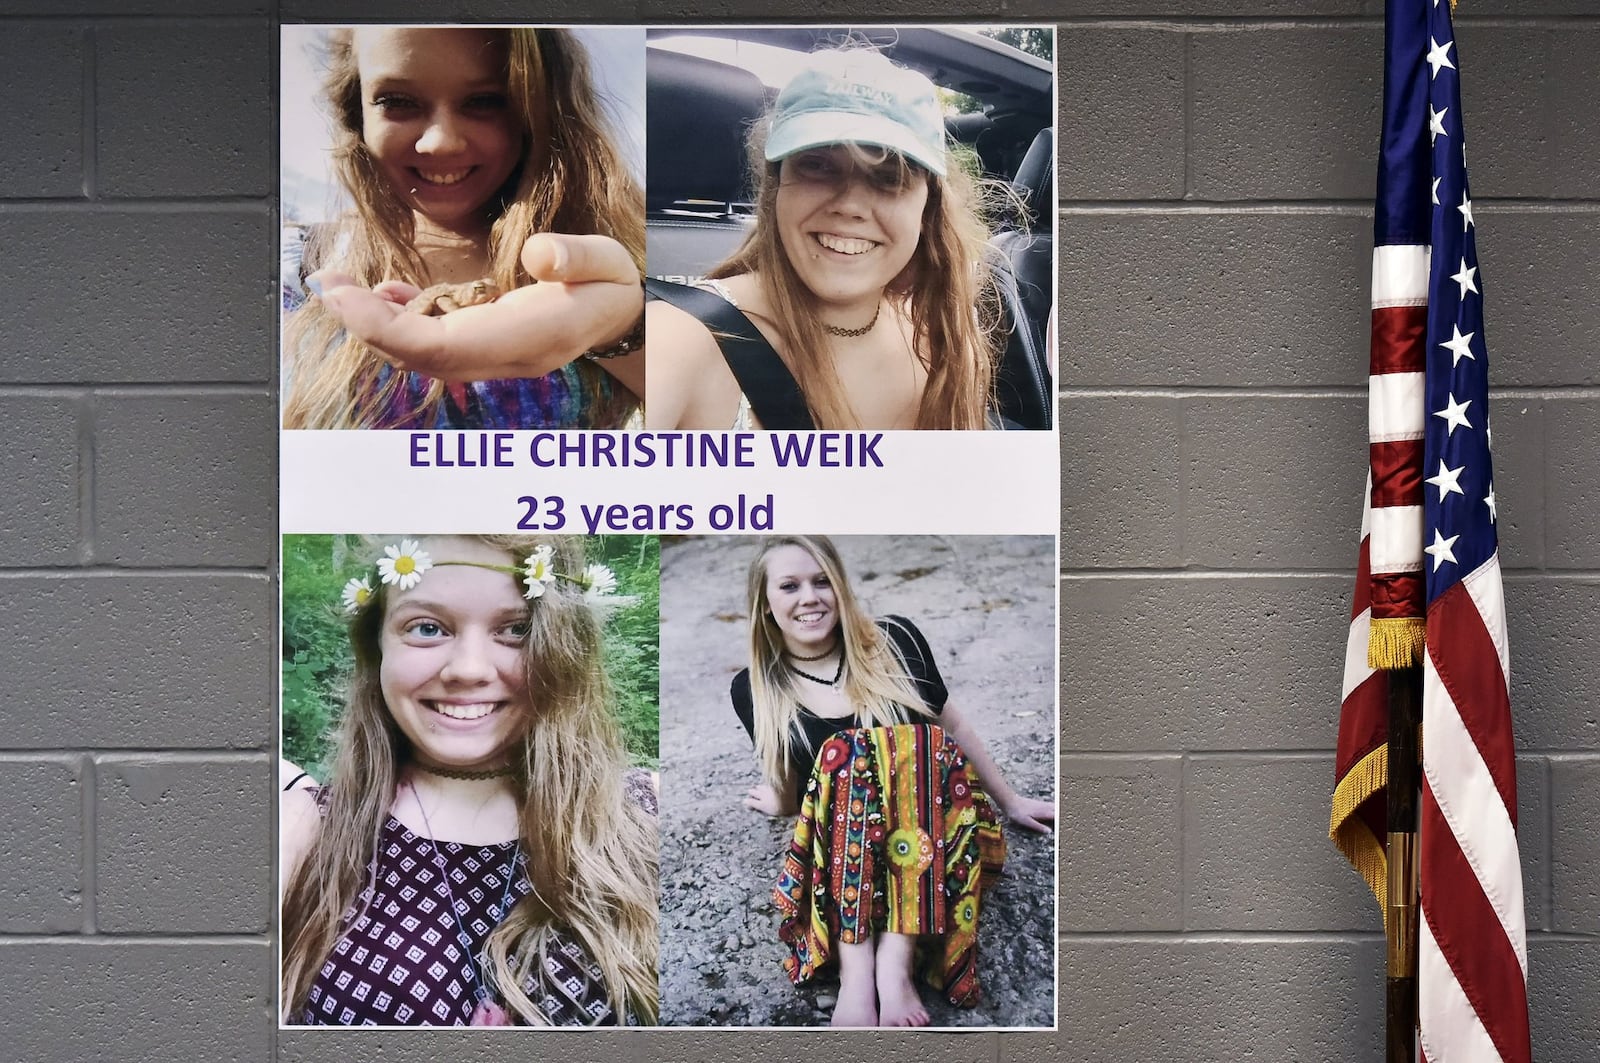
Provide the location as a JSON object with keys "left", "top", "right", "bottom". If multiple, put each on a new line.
{"left": 1368, "top": 617, "right": 1426, "bottom": 670}
{"left": 1330, "top": 744, "right": 1390, "bottom": 927}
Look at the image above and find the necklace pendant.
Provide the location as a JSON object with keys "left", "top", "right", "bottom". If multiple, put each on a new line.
{"left": 470, "top": 998, "right": 512, "bottom": 1026}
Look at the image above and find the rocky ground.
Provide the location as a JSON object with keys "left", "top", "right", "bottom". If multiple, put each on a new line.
{"left": 656, "top": 534, "right": 1058, "bottom": 1028}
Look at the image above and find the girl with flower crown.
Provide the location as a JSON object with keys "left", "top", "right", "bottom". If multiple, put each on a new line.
{"left": 279, "top": 535, "right": 658, "bottom": 1025}
{"left": 281, "top": 27, "right": 646, "bottom": 430}
{"left": 733, "top": 535, "right": 1054, "bottom": 1027}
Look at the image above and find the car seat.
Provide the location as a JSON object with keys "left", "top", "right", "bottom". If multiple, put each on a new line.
{"left": 645, "top": 48, "right": 768, "bottom": 282}
{"left": 990, "top": 127, "right": 1055, "bottom": 430}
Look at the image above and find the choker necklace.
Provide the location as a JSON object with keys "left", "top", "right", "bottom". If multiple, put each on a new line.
{"left": 413, "top": 762, "right": 515, "bottom": 782}
{"left": 822, "top": 303, "right": 881, "bottom": 338}
{"left": 784, "top": 641, "right": 838, "bottom": 662}
{"left": 788, "top": 654, "right": 845, "bottom": 686}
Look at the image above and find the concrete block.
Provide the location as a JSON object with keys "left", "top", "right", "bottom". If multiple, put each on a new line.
{"left": 1456, "top": 25, "right": 1600, "bottom": 201}
{"left": 1063, "top": 756, "right": 1182, "bottom": 931}
{"left": 1060, "top": 28, "right": 1184, "bottom": 200}
{"left": 1480, "top": 211, "right": 1600, "bottom": 388}
{"left": 1544, "top": 398, "right": 1600, "bottom": 569}
{"left": 1528, "top": 937, "right": 1600, "bottom": 1061}
{"left": 1192, "top": 27, "right": 1381, "bottom": 201}
{"left": 0, "top": 26, "right": 84, "bottom": 197}
{"left": 1187, "top": 755, "right": 1385, "bottom": 931}
{"left": 1056, "top": 1, "right": 1380, "bottom": 12}
{"left": 1488, "top": 395, "right": 1544, "bottom": 571}
{"left": 0, "top": 941, "right": 269, "bottom": 1063}
{"left": 1062, "top": 938, "right": 1384, "bottom": 1063}
{"left": 0, "top": 396, "right": 80, "bottom": 566}
{"left": 282, "top": 0, "right": 640, "bottom": 17}
{"left": 97, "top": 26, "right": 272, "bottom": 198}
{"left": 635, "top": 1031, "right": 998, "bottom": 1060}
{"left": 1551, "top": 758, "right": 1600, "bottom": 934}
{"left": 1061, "top": 212, "right": 1372, "bottom": 388}
{"left": 1, "top": 1, "right": 264, "bottom": 11}
{"left": 94, "top": 394, "right": 275, "bottom": 568}
{"left": 1063, "top": 575, "right": 1353, "bottom": 752}
{"left": 0, "top": 758, "right": 82, "bottom": 933}
{"left": 96, "top": 757, "right": 270, "bottom": 933}
{"left": 1517, "top": 755, "right": 1551, "bottom": 933}
{"left": 1061, "top": 396, "right": 1180, "bottom": 569}
{"left": 283, "top": 1031, "right": 652, "bottom": 1061}
{"left": 1185, "top": 395, "right": 1367, "bottom": 569}
{"left": 1504, "top": 582, "right": 1600, "bottom": 751}
{"left": 0, "top": 211, "right": 272, "bottom": 384}
{"left": 0, "top": 575, "right": 273, "bottom": 749}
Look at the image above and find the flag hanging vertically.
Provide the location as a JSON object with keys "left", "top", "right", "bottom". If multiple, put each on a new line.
{"left": 1332, "top": 0, "right": 1530, "bottom": 1060}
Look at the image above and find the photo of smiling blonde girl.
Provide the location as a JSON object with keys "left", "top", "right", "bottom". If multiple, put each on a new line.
{"left": 645, "top": 47, "right": 1014, "bottom": 431}
{"left": 280, "top": 27, "right": 646, "bottom": 430}
{"left": 279, "top": 535, "right": 659, "bottom": 1026}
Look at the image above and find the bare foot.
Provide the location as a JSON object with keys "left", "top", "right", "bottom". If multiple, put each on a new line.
{"left": 874, "top": 933, "right": 929, "bottom": 1027}
{"left": 831, "top": 938, "right": 879, "bottom": 1028}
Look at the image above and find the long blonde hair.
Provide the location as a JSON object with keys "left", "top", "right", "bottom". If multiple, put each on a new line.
{"left": 744, "top": 535, "right": 934, "bottom": 794}
{"left": 280, "top": 535, "right": 658, "bottom": 1024}
{"left": 283, "top": 29, "right": 644, "bottom": 429}
{"left": 710, "top": 102, "right": 1008, "bottom": 430}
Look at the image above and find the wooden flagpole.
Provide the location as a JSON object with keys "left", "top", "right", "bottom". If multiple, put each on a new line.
{"left": 1386, "top": 665, "right": 1422, "bottom": 1063}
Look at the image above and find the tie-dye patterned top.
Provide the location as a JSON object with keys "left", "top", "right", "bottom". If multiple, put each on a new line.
{"left": 281, "top": 225, "right": 631, "bottom": 430}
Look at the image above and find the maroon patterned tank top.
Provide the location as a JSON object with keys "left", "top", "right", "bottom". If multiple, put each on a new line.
{"left": 301, "top": 815, "right": 615, "bottom": 1026}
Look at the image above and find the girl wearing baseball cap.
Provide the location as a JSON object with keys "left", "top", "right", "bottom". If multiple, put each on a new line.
{"left": 647, "top": 48, "right": 1011, "bottom": 431}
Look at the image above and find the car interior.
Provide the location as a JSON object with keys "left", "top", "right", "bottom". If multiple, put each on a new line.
{"left": 645, "top": 27, "right": 1056, "bottom": 429}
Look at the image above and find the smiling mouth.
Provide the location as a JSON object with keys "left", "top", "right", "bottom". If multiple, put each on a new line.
{"left": 427, "top": 700, "right": 500, "bottom": 721}
{"left": 813, "top": 233, "right": 878, "bottom": 256}
{"left": 794, "top": 612, "right": 830, "bottom": 626}
{"left": 412, "top": 167, "right": 475, "bottom": 187}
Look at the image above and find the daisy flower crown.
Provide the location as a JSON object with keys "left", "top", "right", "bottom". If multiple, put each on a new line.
{"left": 340, "top": 539, "right": 619, "bottom": 615}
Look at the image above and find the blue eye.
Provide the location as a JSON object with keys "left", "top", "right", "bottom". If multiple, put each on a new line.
{"left": 404, "top": 619, "right": 445, "bottom": 639}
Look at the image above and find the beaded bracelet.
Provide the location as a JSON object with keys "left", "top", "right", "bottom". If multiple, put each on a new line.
{"left": 583, "top": 314, "right": 645, "bottom": 361}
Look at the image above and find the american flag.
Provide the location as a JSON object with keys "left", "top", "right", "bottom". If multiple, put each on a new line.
{"left": 1331, "top": 1, "right": 1530, "bottom": 1060}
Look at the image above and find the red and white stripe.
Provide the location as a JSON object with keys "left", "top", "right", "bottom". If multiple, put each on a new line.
{"left": 1418, "top": 552, "right": 1530, "bottom": 1063}
{"left": 1367, "top": 244, "right": 1429, "bottom": 626}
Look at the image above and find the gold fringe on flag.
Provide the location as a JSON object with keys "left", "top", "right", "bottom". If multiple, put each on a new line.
{"left": 1367, "top": 616, "right": 1426, "bottom": 671}
{"left": 1329, "top": 743, "right": 1390, "bottom": 930}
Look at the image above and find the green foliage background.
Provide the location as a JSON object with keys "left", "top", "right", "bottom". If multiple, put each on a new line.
{"left": 281, "top": 535, "right": 660, "bottom": 782}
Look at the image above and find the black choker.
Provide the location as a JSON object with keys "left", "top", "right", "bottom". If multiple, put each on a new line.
{"left": 784, "top": 641, "right": 838, "bottom": 662}
{"left": 413, "top": 762, "right": 515, "bottom": 782}
{"left": 822, "top": 303, "right": 881, "bottom": 338}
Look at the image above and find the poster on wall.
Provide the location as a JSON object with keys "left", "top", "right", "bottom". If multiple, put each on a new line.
{"left": 276, "top": 22, "right": 1060, "bottom": 1031}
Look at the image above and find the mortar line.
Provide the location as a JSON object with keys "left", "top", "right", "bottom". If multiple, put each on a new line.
{"left": 1178, "top": 751, "right": 1190, "bottom": 933}
{"left": 1545, "top": 756, "right": 1555, "bottom": 932}
{"left": 81, "top": 25, "right": 95, "bottom": 199}
{"left": 0, "top": 198, "right": 272, "bottom": 213}
{"left": 80, "top": 753, "right": 96, "bottom": 934}
{"left": 1, "top": 749, "right": 272, "bottom": 758}
{"left": 0, "top": 567, "right": 273, "bottom": 579}
{"left": 1182, "top": 28, "right": 1194, "bottom": 200}
{"left": 77, "top": 391, "right": 95, "bottom": 564}
{"left": 0, "top": 933, "right": 267, "bottom": 945}
{"left": 0, "top": 383, "right": 271, "bottom": 396}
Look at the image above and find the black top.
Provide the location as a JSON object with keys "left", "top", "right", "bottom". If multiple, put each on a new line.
{"left": 731, "top": 615, "right": 949, "bottom": 804}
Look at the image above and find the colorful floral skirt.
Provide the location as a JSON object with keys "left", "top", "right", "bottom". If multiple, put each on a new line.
{"left": 773, "top": 723, "right": 1006, "bottom": 1006}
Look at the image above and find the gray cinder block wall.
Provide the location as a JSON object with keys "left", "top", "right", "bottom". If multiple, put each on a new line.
{"left": 0, "top": 1, "right": 1593, "bottom": 1062}
{"left": 1060, "top": 2, "right": 1600, "bottom": 1062}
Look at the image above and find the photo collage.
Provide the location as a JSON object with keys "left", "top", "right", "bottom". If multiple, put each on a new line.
{"left": 277, "top": 24, "right": 1059, "bottom": 1031}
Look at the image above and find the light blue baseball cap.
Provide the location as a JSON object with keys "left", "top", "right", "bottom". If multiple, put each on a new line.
{"left": 763, "top": 50, "right": 948, "bottom": 178}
